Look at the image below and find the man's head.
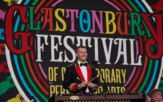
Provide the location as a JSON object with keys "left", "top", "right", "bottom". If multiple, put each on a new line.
{"left": 150, "top": 89, "right": 162, "bottom": 102}
{"left": 75, "top": 46, "right": 87, "bottom": 63}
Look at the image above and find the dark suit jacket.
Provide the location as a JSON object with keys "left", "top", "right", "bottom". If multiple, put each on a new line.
{"left": 63, "top": 62, "right": 99, "bottom": 94}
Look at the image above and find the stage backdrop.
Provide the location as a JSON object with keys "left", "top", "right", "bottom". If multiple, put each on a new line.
{"left": 0, "top": 0, "right": 163, "bottom": 102}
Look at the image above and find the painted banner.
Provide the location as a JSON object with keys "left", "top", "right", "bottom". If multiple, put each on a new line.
{"left": 0, "top": 0, "right": 163, "bottom": 102}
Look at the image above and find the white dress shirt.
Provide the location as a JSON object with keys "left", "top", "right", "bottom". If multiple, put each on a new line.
{"left": 78, "top": 61, "right": 89, "bottom": 92}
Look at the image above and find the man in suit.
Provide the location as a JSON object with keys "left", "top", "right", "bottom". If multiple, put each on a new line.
{"left": 149, "top": 89, "right": 162, "bottom": 102}
{"left": 63, "top": 46, "right": 99, "bottom": 94}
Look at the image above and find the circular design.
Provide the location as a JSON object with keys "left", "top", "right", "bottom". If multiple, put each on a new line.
{"left": 5, "top": 0, "right": 163, "bottom": 102}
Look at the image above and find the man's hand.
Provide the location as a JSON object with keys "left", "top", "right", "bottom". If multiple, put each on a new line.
{"left": 87, "top": 82, "right": 96, "bottom": 88}
{"left": 78, "top": 81, "right": 87, "bottom": 88}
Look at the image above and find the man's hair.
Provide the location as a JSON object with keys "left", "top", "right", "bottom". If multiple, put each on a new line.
{"left": 75, "top": 46, "right": 86, "bottom": 53}
{"left": 149, "top": 89, "right": 162, "bottom": 98}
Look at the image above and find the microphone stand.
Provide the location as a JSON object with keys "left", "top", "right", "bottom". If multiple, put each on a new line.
{"left": 95, "top": 63, "right": 108, "bottom": 102}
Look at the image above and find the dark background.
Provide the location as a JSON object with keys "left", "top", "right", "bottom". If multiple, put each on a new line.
{"left": 0, "top": 0, "right": 163, "bottom": 102}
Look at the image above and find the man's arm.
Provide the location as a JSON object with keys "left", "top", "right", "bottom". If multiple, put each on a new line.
{"left": 88, "top": 68, "right": 99, "bottom": 91}
{"left": 63, "top": 66, "right": 78, "bottom": 91}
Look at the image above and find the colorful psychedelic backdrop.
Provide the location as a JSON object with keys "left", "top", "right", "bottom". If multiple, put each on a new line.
{"left": 0, "top": 0, "right": 163, "bottom": 102}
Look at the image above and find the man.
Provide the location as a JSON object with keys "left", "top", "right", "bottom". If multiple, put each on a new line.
{"left": 63, "top": 46, "right": 99, "bottom": 94}
{"left": 149, "top": 89, "right": 162, "bottom": 102}
{"left": 146, "top": 95, "right": 151, "bottom": 102}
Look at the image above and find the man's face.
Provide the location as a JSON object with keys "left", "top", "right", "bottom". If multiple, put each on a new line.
{"left": 156, "top": 92, "right": 163, "bottom": 102}
{"left": 76, "top": 48, "right": 88, "bottom": 62}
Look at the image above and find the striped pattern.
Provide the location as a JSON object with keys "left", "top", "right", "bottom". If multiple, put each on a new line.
{"left": 6, "top": 0, "right": 163, "bottom": 102}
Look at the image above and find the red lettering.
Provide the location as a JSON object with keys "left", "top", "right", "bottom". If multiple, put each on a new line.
{"left": 5, "top": 5, "right": 32, "bottom": 54}
{"left": 140, "top": 13, "right": 163, "bottom": 59}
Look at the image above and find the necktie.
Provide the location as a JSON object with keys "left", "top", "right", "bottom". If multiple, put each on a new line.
{"left": 80, "top": 63, "right": 87, "bottom": 66}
